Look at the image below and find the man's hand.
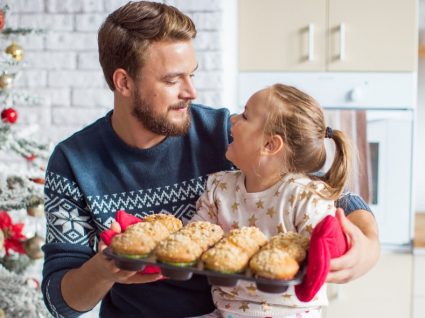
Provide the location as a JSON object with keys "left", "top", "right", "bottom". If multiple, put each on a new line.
{"left": 326, "top": 208, "right": 380, "bottom": 283}
{"left": 62, "top": 221, "right": 162, "bottom": 312}
{"left": 96, "top": 240, "right": 162, "bottom": 285}
{"left": 95, "top": 221, "right": 162, "bottom": 284}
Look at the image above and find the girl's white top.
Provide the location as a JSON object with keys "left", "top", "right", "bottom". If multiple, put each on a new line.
{"left": 192, "top": 171, "right": 336, "bottom": 317}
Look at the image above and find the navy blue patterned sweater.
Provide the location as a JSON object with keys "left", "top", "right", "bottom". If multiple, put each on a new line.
{"left": 41, "top": 104, "right": 371, "bottom": 318}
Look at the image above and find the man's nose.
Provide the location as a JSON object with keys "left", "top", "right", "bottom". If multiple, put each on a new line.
{"left": 181, "top": 77, "right": 197, "bottom": 100}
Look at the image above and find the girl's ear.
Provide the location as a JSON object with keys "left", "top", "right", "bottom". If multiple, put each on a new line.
{"left": 113, "top": 68, "right": 133, "bottom": 97}
{"left": 261, "top": 134, "right": 284, "bottom": 156}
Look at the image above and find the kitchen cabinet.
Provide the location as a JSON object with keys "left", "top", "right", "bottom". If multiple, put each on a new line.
{"left": 239, "top": 0, "right": 417, "bottom": 72}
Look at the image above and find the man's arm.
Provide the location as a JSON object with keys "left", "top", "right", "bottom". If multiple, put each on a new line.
{"left": 326, "top": 208, "right": 380, "bottom": 283}
{"left": 61, "top": 241, "right": 161, "bottom": 312}
{"left": 41, "top": 149, "right": 160, "bottom": 317}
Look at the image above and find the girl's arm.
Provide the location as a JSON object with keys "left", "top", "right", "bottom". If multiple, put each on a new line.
{"left": 191, "top": 173, "right": 222, "bottom": 223}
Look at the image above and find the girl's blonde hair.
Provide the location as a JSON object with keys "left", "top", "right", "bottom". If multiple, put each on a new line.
{"left": 264, "top": 84, "right": 352, "bottom": 200}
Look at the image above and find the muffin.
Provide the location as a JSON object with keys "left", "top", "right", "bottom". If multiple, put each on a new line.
{"left": 124, "top": 221, "right": 170, "bottom": 243}
{"left": 143, "top": 213, "right": 183, "bottom": 233}
{"left": 265, "top": 232, "right": 309, "bottom": 263}
{"left": 155, "top": 232, "right": 204, "bottom": 266}
{"left": 249, "top": 248, "right": 300, "bottom": 280}
{"left": 226, "top": 227, "right": 268, "bottom": 255}
{"left": 201, "top": 226, "right": 267, "bottom": 273}
{"left": 248, "top": 231, "right": 309, "bottom": 279}
{"left": 201, "top": 240, "right": 250, "bottom": 273}
{"left": 180, "top": 221, "right": 224, "bottom": 250}
{"left": 110, "top": 230, "right": 157, "bottom": 258}
{"left": 111, "top": 214, "right": 181, "bottom": 258}
{"left": 155, "top": 221, "right": 224, "bottom": 266}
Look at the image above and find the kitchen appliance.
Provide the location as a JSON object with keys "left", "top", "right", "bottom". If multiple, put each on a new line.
{"left": 238, "top": 72, "right": 416, "bottom": 247}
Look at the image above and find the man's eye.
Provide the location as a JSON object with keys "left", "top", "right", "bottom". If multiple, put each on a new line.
{"left": 242, "top": 113, "right": 247, "bottom": 120}
{"left": 165, "top": 80, "right": 177, "bottom": 85}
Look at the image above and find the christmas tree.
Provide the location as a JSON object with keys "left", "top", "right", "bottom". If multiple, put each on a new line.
{"left": 0, "top": 4, "right": 51, "bottom": 317}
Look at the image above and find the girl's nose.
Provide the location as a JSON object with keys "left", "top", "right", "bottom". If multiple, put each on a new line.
{"left": 230, "top": 114, "right": 239, "bottom": 125}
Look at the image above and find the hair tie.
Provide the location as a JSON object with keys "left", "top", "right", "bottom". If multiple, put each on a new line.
{"left": 325, "top": 127, "right": 333, "bottom": 139}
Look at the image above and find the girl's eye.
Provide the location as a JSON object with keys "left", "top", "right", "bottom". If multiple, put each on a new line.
{"left": 242, "top": 113, "right": 247, "bottom": 120}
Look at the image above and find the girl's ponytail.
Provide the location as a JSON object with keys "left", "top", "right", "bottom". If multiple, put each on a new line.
{"left": 320, "top": 128, "right": 352, "bottom": 200}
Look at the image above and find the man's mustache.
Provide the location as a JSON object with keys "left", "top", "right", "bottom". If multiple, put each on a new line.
{"left": 168, "top": 101, "right": 191, "bottom": 110}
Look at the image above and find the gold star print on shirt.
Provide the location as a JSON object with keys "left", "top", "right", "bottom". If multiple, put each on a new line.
{"left": 219, "top": 182, "right": 227, "bottom": 191}
{"left": 230, "top": 287, "right": 240, "bottom": 296}
{"left": 277, "top": 222, "right": 285, "bottom": 233}
{"left": 266, "top": 208, "right": 276, "bottom": 218}
{"left": 261, "top": 301, "right": 271, "bottom": 312}
{"left": 239, "top": 302, "right": 250, "bottom": 312}
{"left": 248, "top": 214, "right": 258, "bottom": 226}
{"left": 256, "top": 199, "right": 264, "bottom": 209}
{"left": 246, "top": 283, "right": 257, "bottom": 294}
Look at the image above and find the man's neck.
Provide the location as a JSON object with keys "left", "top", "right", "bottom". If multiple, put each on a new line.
{"left": 111, "top": 109, "right": 166, "bottom": 149}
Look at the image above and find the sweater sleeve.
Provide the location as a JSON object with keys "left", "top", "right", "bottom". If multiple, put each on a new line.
{"left": 42, "top": 146, "right": 98, "bottom": 318}
{"left": 335, "top": 191, "right": 373, "bottom": 215}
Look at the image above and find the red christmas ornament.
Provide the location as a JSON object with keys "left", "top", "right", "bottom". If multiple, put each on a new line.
{"left": 1, "top": 107, "right": 18, "bottom": 124}
{"left": 29, "top": 177, "right": 45, "bottom": 185}
{"left": 0, "top": 10, "right": 5, "bottom": 31}
{"left": 25, "top": 154, "right": 36, "bottom": 161}
{"left": 0, "top": 211, "right": 27, "bottom": 256}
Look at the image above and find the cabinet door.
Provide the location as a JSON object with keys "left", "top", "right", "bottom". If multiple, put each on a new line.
{"left": 328, "top": 0, "right": 417, "bottom": 71}
{"left": 239, "top": 0, "right": 327, "bottom": 71}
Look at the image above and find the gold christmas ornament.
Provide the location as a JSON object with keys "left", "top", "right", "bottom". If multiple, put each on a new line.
{"left": 24, "top": 235, "right": 45, "bottom": 260}
{"left": 0, "top": 73, "right": 13, "bottom": 89}
{"left": 26, "top": 203, "right": 45, "bottom": 217}
{"left": 5, "top": 42, "right": 24, "bottom": 61}
{"left": 26, "top": 195, "right": 44, "bottom": 217}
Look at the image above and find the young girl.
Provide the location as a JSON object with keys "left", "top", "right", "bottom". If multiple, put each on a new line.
{"left": 191, "top": 83, "right": 352, "bottom": 318}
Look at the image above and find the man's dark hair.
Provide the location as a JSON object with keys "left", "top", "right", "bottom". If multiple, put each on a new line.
{"left": 98, "top": 1, "right": 197, "bottom": 90}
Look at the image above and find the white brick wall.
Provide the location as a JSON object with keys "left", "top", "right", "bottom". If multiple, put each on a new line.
{"left": 3, "top": 0, "right": 226, "bottom": 145}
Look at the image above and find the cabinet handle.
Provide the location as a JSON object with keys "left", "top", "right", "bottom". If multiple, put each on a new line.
{"left": 339, "top": 23, "right": 346, "bottom": 61}
{"left": 308, "top": 23, "right": 314, "bottom": 61}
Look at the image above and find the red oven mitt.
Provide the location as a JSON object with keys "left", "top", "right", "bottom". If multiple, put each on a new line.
{"left": 100, "top": 210, "right": 161, "bottom": 275}
{"left": 295, "top": 215, "right": 349, "bottom": 302}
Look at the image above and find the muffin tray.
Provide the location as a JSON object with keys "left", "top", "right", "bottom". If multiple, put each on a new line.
{"left": 103, "top": 247, "right": 305, "bottom": 293}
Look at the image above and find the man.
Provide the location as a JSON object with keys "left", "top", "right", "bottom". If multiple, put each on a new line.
{"left": 42, "top": 2, "right": 379, "bottom": 318}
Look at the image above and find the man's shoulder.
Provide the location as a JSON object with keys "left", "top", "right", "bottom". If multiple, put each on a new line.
{"left": 191, "top": 103, "right": 230, "bottom": 119}
{"left": 190, "top": 104, "right": 230, "bottom": 134}
{"left": 57, "top": 111, "right": 110, "bottom": 149}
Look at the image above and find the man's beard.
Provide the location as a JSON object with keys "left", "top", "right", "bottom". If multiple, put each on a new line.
{"left": 131, "top": 90, "right": 192, "bottom": 136}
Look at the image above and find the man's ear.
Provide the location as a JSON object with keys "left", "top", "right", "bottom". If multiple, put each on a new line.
{"left": 262, "top": 134, "right": 284, "bottom": 156}
{"left": 113, "top": 68, "right": 133, "bottom": 97}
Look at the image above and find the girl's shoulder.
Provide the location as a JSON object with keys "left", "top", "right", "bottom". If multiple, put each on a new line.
{"left": 206, "top": 170, "right": 242, "bottom": 187}
{"left": 282, "top": 173, "right": 326, "bottom": 193}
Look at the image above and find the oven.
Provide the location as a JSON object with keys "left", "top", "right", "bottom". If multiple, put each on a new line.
{"left": 238, "top": 72, "right": 416, "bottom": 247}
